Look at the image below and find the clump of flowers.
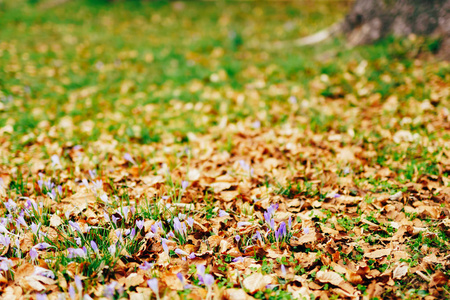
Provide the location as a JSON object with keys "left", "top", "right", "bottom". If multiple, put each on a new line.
{"left": 171, "top": 214, "right": 194, "bottom": 244}
{"left": 263, "top": 204, "right": 292, "bottom": 245}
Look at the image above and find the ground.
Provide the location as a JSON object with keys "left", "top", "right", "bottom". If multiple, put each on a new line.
{"left": 0, "top": 0, "right": 449, "bottom": 299}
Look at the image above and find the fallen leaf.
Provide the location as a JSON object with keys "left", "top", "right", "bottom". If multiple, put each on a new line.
{"left": 392, "top": 263, "right": 408, "bottom": 279}
{"left": 364, "top": 248, "right": 391, "bottom": 259}
{"left": 243, "top": 273, "right": 273, "bottom": 293}
{"left": 315, "top": 270, "right": 344, "bottom": 286}
{"left": 223, "top": 288, "right": 255, "bottom": 300}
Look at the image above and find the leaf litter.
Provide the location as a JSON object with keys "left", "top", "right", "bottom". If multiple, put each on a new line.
{"left": 0, "top": 1, "right": 449, "bottom": 299}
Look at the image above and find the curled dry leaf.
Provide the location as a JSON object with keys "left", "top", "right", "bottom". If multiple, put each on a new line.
{"left": 430, "top": 271, "right": 449, "bottom": 287}
{"left": 21, "top": 275, "right": 56, "bottom": 291}
{"left": 315, "top": 270, "right": 344, "bottom": 286}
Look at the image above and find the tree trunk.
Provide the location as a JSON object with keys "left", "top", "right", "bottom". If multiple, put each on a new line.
{"left": 342, "top": 0, "right": 450, "bottom": 59}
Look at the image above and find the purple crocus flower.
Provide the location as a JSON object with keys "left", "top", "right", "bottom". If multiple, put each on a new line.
{"left": 68, "top": 247, "right": 86, "bottom": 258}
{"left": 90, "top": 241, "right": 98, "bottom": 253}
{"left": 203, "top": 274, "right": 214, "bottom": 287}
{"left": 187, "top": 217, "right": 194, "bottom": 228}
{"left": 34, "top": 242, "right": 52, "bottom": 250}
{"left": 81, "top": 179, "right": 89, "bottom": 190}
{"left": 173, "top": 217, "right": 182, "bottom": 234}
{"left": 161, "top": 238, "right": 169, "bottom": 254}
{"left": 103, "top": 212, "right": 110, "bottom": 222}
{"left": 218, "top": 210, "right": 229, "bottom": 217}
{"left": 281, "top": 264, "right": 286, "bottom": 277}
{"left": 4, "top": 199, "right": 17, "bottom": 211}
{"left": 197, "top": 264, "right": 205, "bottom": 276}
{"left": 237, "top": 221, "right": 252, "bottom": 227}
{"left": 136, "top": 220, "right": 144, "bottom": 230}
{"left": 0, "top": 235, "right": 10, "bottom": 247}
{"left": 197, "top": 265, "right": 205, "bottom": 284}
{"left": 75, "top": 275, "right": 82, "bottom": 291}
{"left": 277, "top": 222, "right": 287, "bottom": 238}
{"left": 147, "top": 278, "right": 158, "bottom": 293}
{"left": 48, "top": 189, "right": 57, "bottom": 200}
{"left": 175, "top": 248, "right": 189, "bottom": 256}
{"left": 17, "top": 215, "right": 27, "bottom": 227}
{"left": 139, "top": 261, "right": 154, "bottom": 271}
{"left": 232, "top": 256, "right": 244, "bottom": 263}
{"left": 270, "top": 219, "right": 275, "bottom": 231}
{"left": 129, "top": 228, "right": 136, "bottom": 240}
{"left": 36, "top": 293, "right": 47, "bottom": 300}
{"left": 29, "top": 248, "right": 38, "bottom": 261}
{"left": 69, "top": 221, "right": 82, "bottom": 234}
{"left": 303, "top": 227, "right": 310, "bottom": 234}
{"left": 187, "top": 252, "right": 196, "bottom": 259}
{"left": 267, "top": 204, "right": 278, "bottom": 216}
{"left": 57, "top": 185, "right": 63, "bottom": 196}
{"left": 30, "top": 223, "right": 39, "bottom": 235}
{"left": 103, "top": 281, "right": 117, "bottom": 299}
{"left": 69, "top": 286, "right": 76, "bottom": 300}
{"left": 108, "top": 244, "right": 116, "bottom": 256}
{"left": 263, "top": 211, "right": 271, "bottom": 224}
{"left": 100, "top": 194, "right": 108, "bottom": 203}
{"left": 288, "top": 216, "right": 292, "bottom": 231}
{"left": 256, "top": 231, "right": 262, "bottom": 242}
{"left": 181, "top": 180, "right": 189, "bottom": 190}
{"left": 235, "top": 235, "right": 241, "bottom": 242}
{"left": 51, "top": 154, "right": 61, "bottom": 167}
{"left": 123, "top": 153, "right": 136, "bottom": 165}
{"left": 34, "top": 267, "right": 55, "bottom": 279}
{"left": 238, "top": 160, "right": 250, "bottom": 172}
{"left": 177, "top": 272, "right": 184, "bottom": 284}
{"left": 151, "top": 224, "right": 158, "bottom": 234}
{"left": 88, "top": 169, "right": 96, "bottom": 180}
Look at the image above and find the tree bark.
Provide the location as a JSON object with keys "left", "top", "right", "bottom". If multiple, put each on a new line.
{"left": 342, "top": 0, "right": 450, "bottom": 59}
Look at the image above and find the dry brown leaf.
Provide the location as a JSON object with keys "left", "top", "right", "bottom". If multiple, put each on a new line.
{"left": 15, "top": 263, "right": 35, "bottom": 279}
{"left": 220, "top": 191, "right": 240, "bottom": 202}
{"left": 49, "top": 214, "right": 62, "bottom": 227}
{"left": 124, "top": 273, "right": 144, "bottom": 288}
{"left": 392, "top": 263, "right": 409, "bottom": 279}
{"left": 364, "top": 248, "right": 391, "bottom": 259}
{"left": 207, "top": 235, "right": 223, "bottom": 248}
{"left": 21, "top": 275, "right": 56, "bottom": 291}
{"left": 242, "top": 273, "right": 273, "bottom": 293}
{"left": 161, "top": 272, "right": 184, "bottom": 290}
{"left": 223, "top": 288, "right": 255, "bottom": 300}
{"left": 211, "top": 182, "right": 234, "bottom": 193}
{"left": 129, "top": 292, "right": 146, "bottom": 300}
{"left": 430, "top": 271, "right": 449, "bottom": 287}
{"left": 315, "top": 270, "right": 344, "bottom": 286}
{"left": 187, "top": 169, "right": 201, "bottom": 181}
{"left": 290, "top": 231, "right": 316, "bottom": 246}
